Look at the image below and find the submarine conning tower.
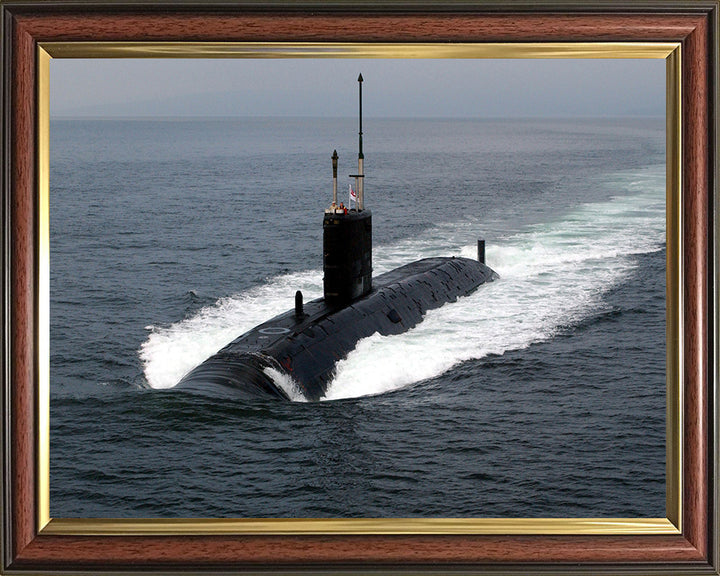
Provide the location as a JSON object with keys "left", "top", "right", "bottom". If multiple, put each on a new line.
{"left": 323, "top": 74, "right": 372, "bottom": 307}
{"left": 323, "top": 208, "right": 372, "bottom": 306}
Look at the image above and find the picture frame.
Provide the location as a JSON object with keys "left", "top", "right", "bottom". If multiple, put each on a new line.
{"left": 1, "top": 1, "right": 717, "bottom": 574}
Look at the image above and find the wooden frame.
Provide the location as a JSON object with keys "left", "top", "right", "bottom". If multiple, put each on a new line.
{"left": 1, "top": 1, "right": 717, "bottom": 574}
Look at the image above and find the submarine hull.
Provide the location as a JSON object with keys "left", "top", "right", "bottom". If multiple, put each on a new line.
{"left": 175, "top": 256, "right": 498, "bottom": 401}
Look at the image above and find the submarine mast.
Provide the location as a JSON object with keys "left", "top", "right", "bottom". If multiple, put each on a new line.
{"left": 357, "top": 73, "right": 364, "bottom": 210}
{"left": 349, "top": 74, "right": 365, "bottom": 211}
{"left": 331, "top": 149, "right": 338, "bottom": 206}
{"left": 322, "top": 74, "right": 372, "bottom": 307}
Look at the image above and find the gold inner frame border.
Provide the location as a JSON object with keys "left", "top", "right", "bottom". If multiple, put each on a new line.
{"left": 36, "top": 41, "right": 682, "bottom": 537}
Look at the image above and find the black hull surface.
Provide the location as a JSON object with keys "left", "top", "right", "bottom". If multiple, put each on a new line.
{"left": 174, "top": 257, "right": 498, "bottom": 401}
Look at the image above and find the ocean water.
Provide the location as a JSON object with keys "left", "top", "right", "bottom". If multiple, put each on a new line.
{"left": 50, "top": 117, "right": 666, "bottom": 518}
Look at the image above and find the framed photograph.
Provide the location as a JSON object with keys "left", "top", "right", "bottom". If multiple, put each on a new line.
{"left": 1, "top": 2, "right": 717, "bottom": 574}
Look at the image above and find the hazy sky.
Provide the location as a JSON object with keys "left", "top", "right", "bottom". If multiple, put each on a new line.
{"left": 50, "top": 58, "right": 665, "bottom": 118}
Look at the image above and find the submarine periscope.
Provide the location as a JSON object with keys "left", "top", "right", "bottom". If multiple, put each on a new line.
{"left": 174, "top": 74, "right": 499, "bottom": 401}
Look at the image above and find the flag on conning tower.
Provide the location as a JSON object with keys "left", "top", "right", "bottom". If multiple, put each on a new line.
{"left": 349, "top": 184, "right": 357, "bottom": 204}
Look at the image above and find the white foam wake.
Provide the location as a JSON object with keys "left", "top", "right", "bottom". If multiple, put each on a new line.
{"left": 140, "top": 166, "right": 665, "bottom": 401}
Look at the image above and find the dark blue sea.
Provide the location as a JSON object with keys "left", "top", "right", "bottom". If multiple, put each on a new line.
{"left": 50, "top": 117, "right": 666, "bottom": 518}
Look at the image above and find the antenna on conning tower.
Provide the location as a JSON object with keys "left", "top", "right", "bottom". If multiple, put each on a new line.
{"left": 331, "top": 149, "right": 338, "bottom": 207}
{"left": 357, "top": 73, "right": 364, "bottom": 210}
{"left": 348, "top": 73, "right": 365, "bottom": 211}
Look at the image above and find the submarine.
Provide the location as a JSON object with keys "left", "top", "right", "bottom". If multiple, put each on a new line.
{"left": 175, "top": 75, "right": 498, "bottom": 401}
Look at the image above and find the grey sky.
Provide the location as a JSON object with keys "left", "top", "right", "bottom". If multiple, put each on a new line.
{"left": 50, "top": 58, "right": 665, "bottom": 118}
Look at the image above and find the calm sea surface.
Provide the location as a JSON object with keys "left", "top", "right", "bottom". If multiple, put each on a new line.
{"left": 50, "top": 117, "right": 666, "bottom": 518}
